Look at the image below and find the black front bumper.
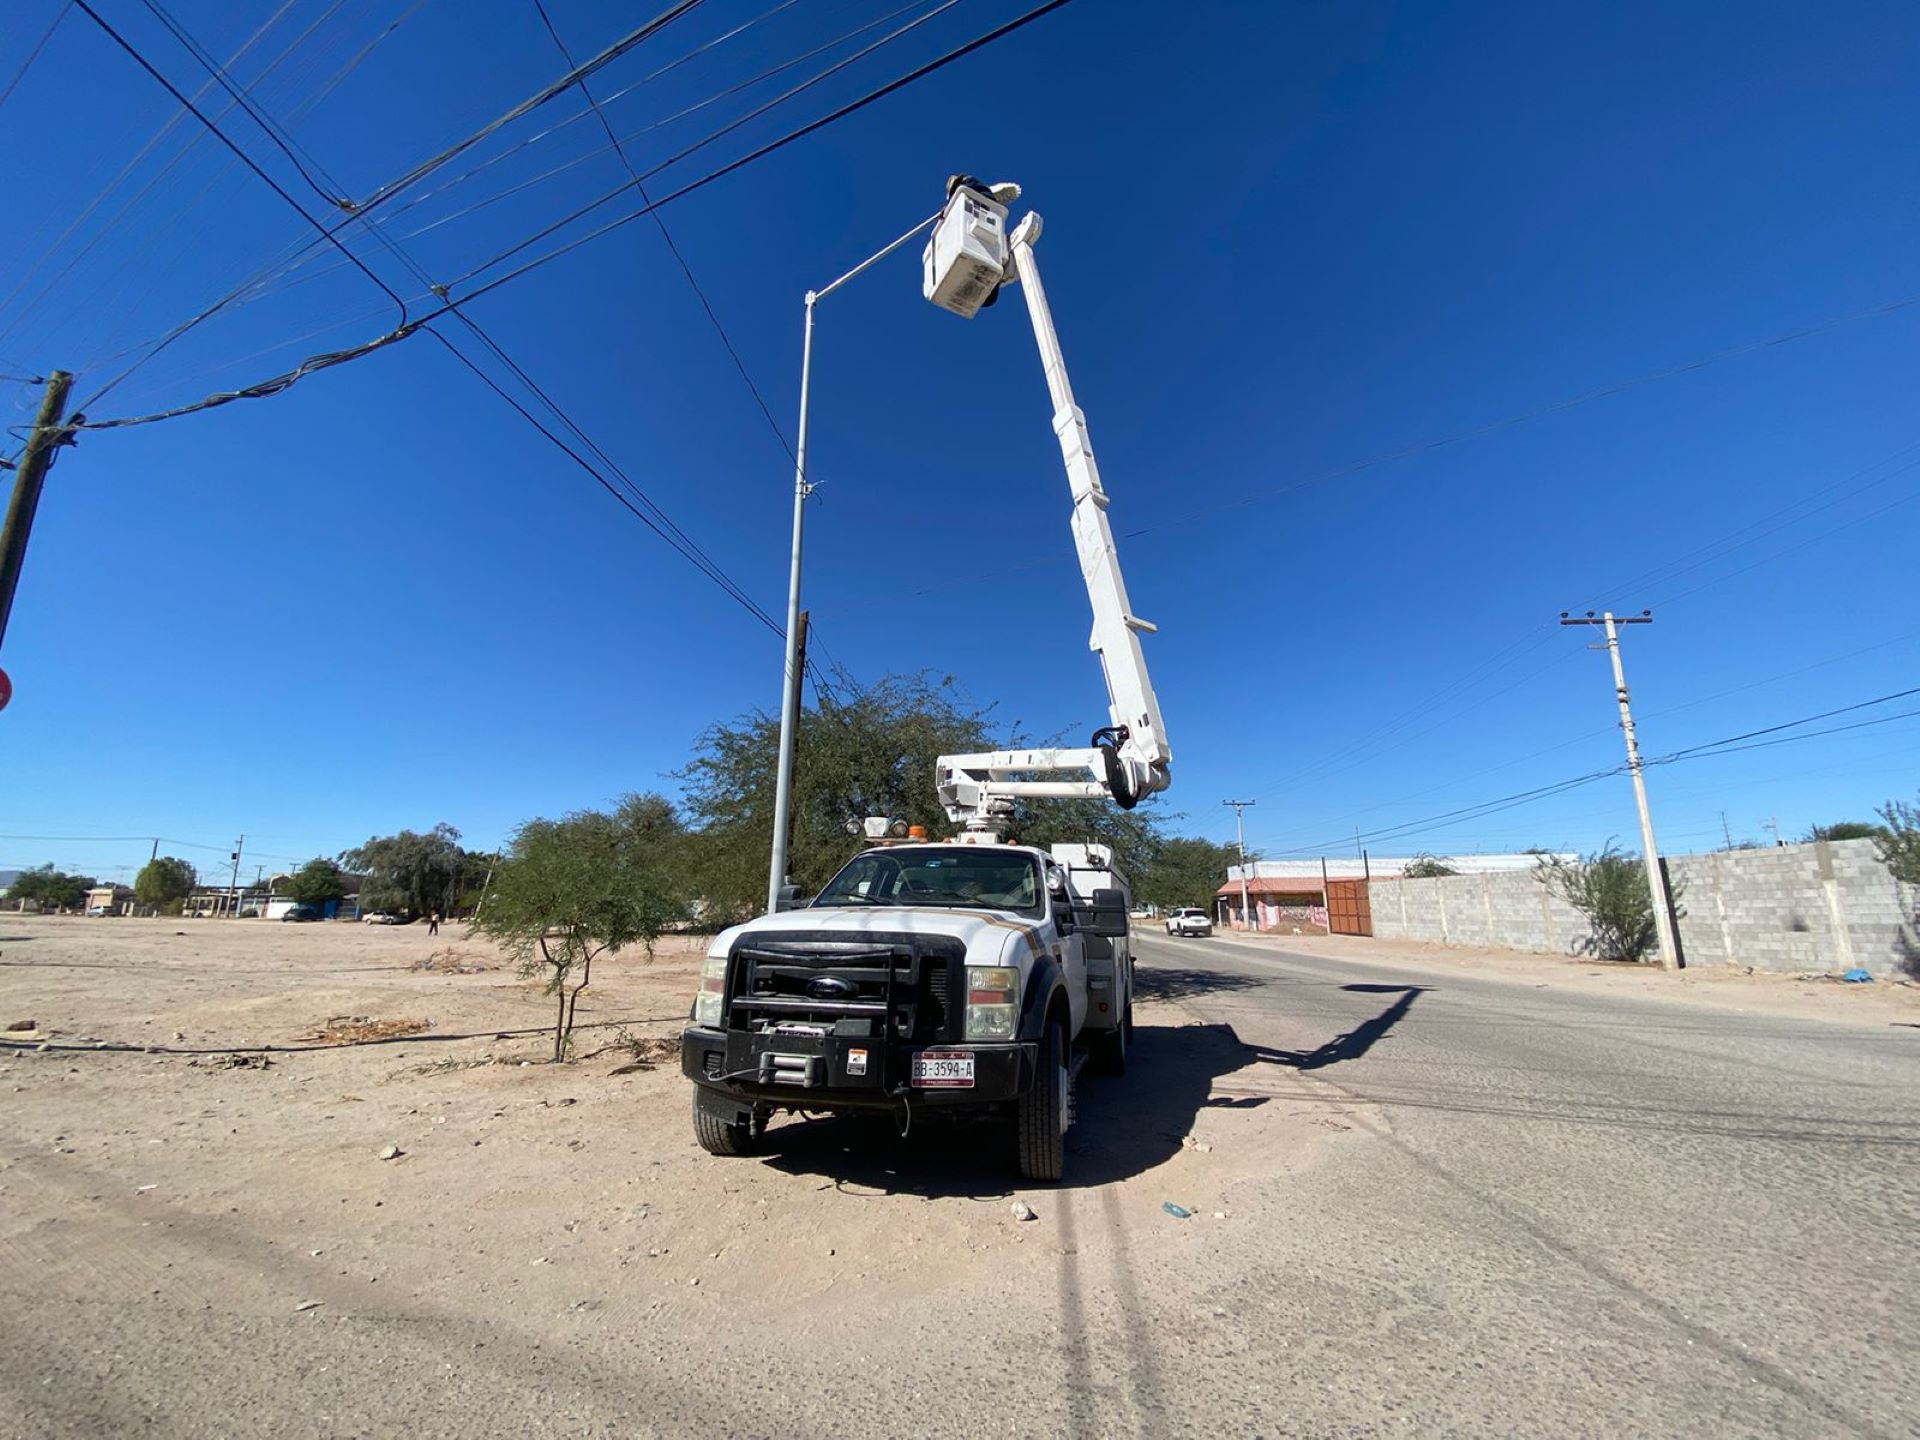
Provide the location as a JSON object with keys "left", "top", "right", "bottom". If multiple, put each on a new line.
{"left": 682, "top": 1026, "right": 1037, "bottom": 1114}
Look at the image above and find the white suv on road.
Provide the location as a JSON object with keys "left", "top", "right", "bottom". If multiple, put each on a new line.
{"left": 1164, "top": 907, "right": 1213, "bottom": 937}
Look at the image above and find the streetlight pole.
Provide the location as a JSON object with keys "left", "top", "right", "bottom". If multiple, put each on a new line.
{"left": 766, "top": 293, "right": 817, "bottom": 916}
{"left": 763, "top": 203, "right": 984, "bottom": 914}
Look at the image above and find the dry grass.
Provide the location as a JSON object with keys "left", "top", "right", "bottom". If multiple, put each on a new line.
{"left": 298, "top": 1015, "right": 432, "bottom": 1045}
{"left": 410, "top": 1055, "right": 498, "bottom": 1076}
{"left": 410, "top": 946, "right": 496, "bottom": 974}
{"left": 600, "top": 1032, "right": 681, "bottom": 1073}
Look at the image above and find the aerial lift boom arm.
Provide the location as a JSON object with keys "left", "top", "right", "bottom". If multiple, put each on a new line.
{"left": 934, "top": 206, "right": 1172, "bottom": 829}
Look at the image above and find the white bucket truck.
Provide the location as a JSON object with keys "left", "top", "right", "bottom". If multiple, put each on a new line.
{"left": 682, "top": 180, "right": 1170, "bottom": 1180}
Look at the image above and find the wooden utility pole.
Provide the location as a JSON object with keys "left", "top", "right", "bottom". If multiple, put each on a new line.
{"left": 0, "top": 371, "right": 75, "bottom": 653}
{"left": 470, "top": 849, "right": 503, "bottom": 924}
{"left": 1559, "top": 609, "right": 1680, "bottom": 969}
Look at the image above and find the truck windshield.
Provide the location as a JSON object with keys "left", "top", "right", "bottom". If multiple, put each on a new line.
{"left": 813, "top": 847, "right": 1044, "bottom": 918}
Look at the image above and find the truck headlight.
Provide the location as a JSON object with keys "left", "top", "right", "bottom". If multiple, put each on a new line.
{"left": 693, "top": 950, "right": 728, "bottom": 1026}
{"left": 965, "top": 966, "right": 1018, "bottom": 1041}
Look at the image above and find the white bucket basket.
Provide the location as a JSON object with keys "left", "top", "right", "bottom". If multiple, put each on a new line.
{"left": 922, "top": 184, "right": 1011, "bottom": 319}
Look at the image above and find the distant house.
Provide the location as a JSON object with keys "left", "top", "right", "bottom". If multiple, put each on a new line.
{"left": 83, "top": 884, "right": 137, "bottom": 915}
{"left": 182, "top": 885, "right": 270, "bottom": 918}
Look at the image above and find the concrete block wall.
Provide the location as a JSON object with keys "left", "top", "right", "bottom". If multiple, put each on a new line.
{"left": 1667, "top": 839, "right": 1915, "bottom": 974}
{"left": 1368, "top": 869, "right": 1587, "bottom": 954}
{"left": 1365, "top": 839, "right": 1917, "bottom": 975}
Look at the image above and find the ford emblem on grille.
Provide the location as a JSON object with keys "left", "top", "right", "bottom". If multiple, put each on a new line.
{"left": 806, "top": 975, "right": 857, "bottom": 999}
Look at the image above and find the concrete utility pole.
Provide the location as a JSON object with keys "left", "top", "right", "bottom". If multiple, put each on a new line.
{"left": 1224, "top": 799, "right": 1256, "bottom": 932}
{"left": 227, "top": 835, "right": 244, "bottom": 918}
{"left": 0, "top": 371, "right": 74, "bottom": 655}
{"left": 1559, "top": 610, "right": 1679, "bottom": 969}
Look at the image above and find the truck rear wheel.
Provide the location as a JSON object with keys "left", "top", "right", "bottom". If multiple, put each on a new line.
{"left": 1092, "top": 993, "right": 1131, "bottom": 1076}
{"left": 692, "top": 1090, "right": 767, "bottom": 1156}
{"left": 1016, "top": 1017, "right": 1067, "bottom": 1181}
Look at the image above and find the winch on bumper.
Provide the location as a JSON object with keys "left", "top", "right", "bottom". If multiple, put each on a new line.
{"left": 681, "top": 933, "right": 1040, "bottom": 1114}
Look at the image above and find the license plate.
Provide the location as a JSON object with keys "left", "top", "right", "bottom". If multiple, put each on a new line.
{"left": 911, "top": 1050, "right": 975, "bottom": 1088}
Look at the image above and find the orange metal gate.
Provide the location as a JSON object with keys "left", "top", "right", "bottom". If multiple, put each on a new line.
{"left": 1326, "top": 879, "right": 1372, "bottom": 936}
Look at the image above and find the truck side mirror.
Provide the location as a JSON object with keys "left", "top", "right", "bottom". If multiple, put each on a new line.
{"left": 774, "top": 884, "right": 806, "bottom": 912}
{"left": 1085, "top": 886, "right": 1129, "bottom": 938}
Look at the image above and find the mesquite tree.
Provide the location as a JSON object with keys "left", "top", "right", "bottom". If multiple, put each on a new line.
{"left": 471, "top": 796, "right": 687, "bottom": 1062}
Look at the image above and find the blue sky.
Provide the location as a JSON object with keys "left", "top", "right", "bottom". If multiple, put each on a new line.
{"left": 1, "top": 0, "right": 1915, "bottom": 883}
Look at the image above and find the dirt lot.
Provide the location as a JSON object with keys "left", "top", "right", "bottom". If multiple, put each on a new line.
{"left": 0, "top": 917, "right": 1342, "bottom": 1437}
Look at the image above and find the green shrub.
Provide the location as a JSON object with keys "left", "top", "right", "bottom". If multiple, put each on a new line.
{"left": 1537, "top": 842, "right": 1682, "bottom": 962}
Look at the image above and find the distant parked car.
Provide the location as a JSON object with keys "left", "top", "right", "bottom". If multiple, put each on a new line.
{"left": 281, "top": 904, "right": 323, "bottom": 922}
{"left": 84, "top": 905, "right": 110, "bottom": 917}
{"left": 361, "top": 911, "right": 405, "bottom": 925}
{"left": 1164, "top": 907, "right": 1213, "bottom": 937}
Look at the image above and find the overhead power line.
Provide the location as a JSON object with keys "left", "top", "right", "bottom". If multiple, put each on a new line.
{"left": 69, "top": 0, "right": 411, "bottom": 324}
{"left": 1285, "top": 629, "right": 1920, "bottom": 838}
{"left": 0, "top": 2, "right": 74, "bottom": 116}
{"left": 1649, "top": 685, "right": 1920, "bottom": 764}
{"left": 528, "top": 0, "right": 790, "bottom": 461}
{"left": 345, "top": 0, "right": 710, "bottom": 220}
{"left": 0, "top": 832, "right": 302, "bottom": 861}
{"left": 425, "top": 330, "right": 783, "bottom": 636}
{"left": 0, "top": 0, "right": 303, "bottom": 341}
{"left": 69, "top": 0, "right": 1081, "bottom": 433}
{"left": 1219, "top": 433, "right": 1920, "bottom": 811}
{"left": 446, "top": 0, "right": 967, "bottom": 293}
{"left": 237, "top": 0, "right": 866, "bottom": 321}
{"left": 46, "top": 3, "right": 427, "bottom": 388}
{"left": 61, "top": 0, "right": 711, "bottom": 417}
{"left": 94, "top": 0, "right": 781, "bottom": 638}
{"left": 1260, "top": 684, "right": 1920, "bottom": 857}
{"left": 135, "top": 0, "right": 354, "bottom": 212}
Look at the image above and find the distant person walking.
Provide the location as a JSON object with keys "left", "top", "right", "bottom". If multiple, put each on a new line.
{"left": 428, "top": 910, "right": 441, "bottom": 937}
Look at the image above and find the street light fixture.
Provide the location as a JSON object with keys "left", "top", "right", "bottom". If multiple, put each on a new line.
{"left": 765, "top": 180, "right": 1021, "bottom": 914}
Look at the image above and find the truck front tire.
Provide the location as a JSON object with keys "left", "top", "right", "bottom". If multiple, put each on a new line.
{"left": 1016, "top": 1017, "right": 1068, "bottom": 1181}
{"left": 692, "top": 1090, "right": 767, "bottom": 1156}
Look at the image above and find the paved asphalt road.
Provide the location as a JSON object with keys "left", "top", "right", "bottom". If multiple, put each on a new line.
{"left": 1127, "top": 930, "right": 1919, "bottom": 1437}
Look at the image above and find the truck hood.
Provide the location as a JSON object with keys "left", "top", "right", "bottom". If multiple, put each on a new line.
{"left": 712, "top": 906, "right": 1043, "bottom": 960}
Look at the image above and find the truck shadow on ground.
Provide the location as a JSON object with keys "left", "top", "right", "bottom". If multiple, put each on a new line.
{"left": 1132, "top": 964, "right": 1267, "bottom": 1001}
{"left": 1241, "top": 983, "right": 1426, "bottom": 1072}
{"left": 756, "top": 1020, "right": 1257, "bottom": 1198}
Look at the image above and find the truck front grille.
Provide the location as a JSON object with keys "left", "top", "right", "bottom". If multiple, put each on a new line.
{"left": 921, "top": 963, "right": 949, "bottom": 1035}
{"left": 725, "top": 935, "right": 964, "bottom": 1044}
